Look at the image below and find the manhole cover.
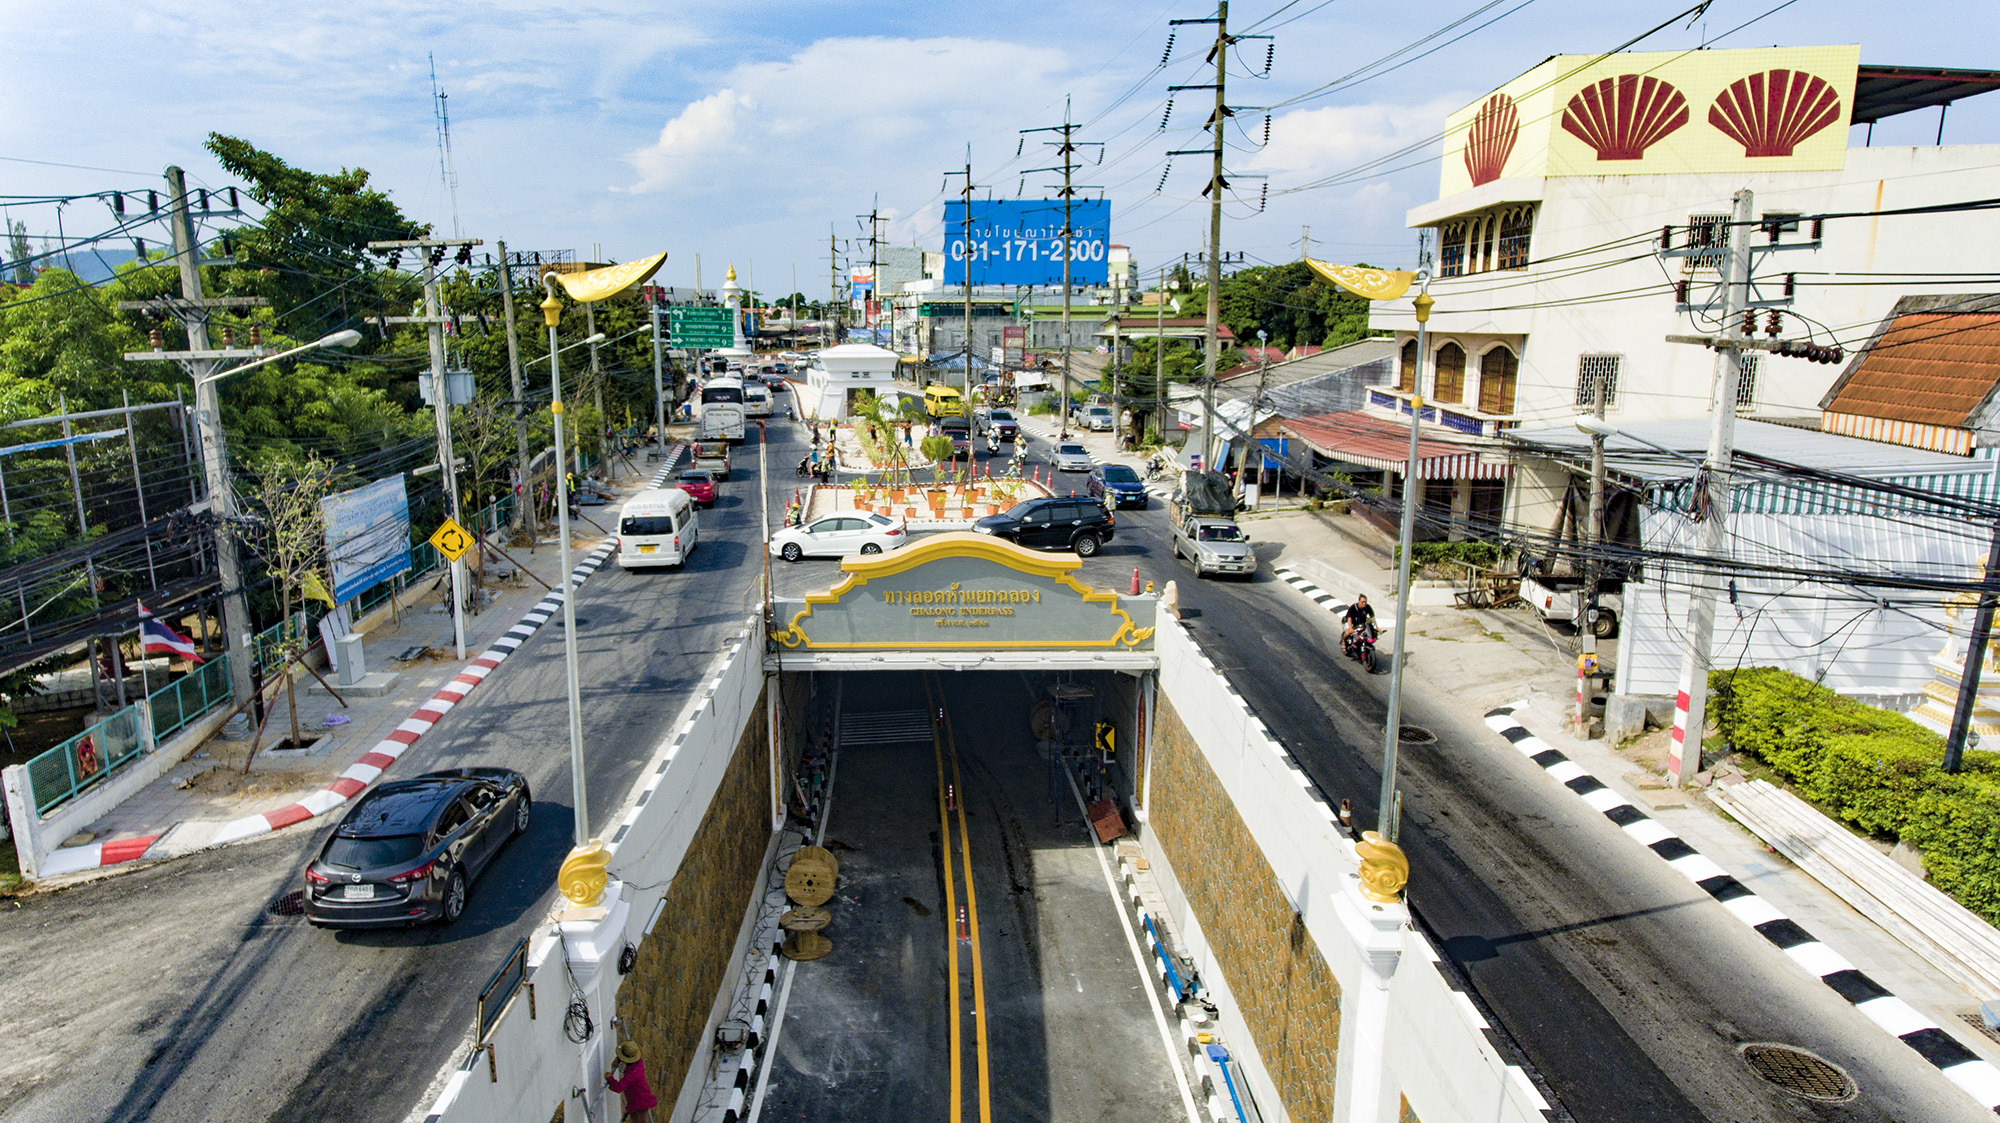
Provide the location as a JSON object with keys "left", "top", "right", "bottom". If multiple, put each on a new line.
{"left": 1739, "top": 1043, "right": 1855, "bottom": 1102}
{"left": 1398, "top": 725, "right": 1437, "bottom": 744}
{"left": 268, "top": 890, "right": 306, "bottom": 917}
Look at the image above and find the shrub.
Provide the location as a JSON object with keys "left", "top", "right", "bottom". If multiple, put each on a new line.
{"left": 1710, "top": 666, "right": 2000, "bottom": 923}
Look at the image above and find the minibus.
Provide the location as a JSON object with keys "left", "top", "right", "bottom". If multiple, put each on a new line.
{"left": 617, "top": 488, "right": 699, "bottom": 568}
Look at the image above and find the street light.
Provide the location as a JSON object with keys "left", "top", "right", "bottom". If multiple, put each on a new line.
{"left": 1572, "top": 415, "right": 1702, "bottom": 465}
{"left": 1304, "top": 259, "right": 1431, "bottom": 843}
{"left": 196, "top": 328, "right": 364, "bottom": 386}
{"left": 541, "top": 279, "right": 593, "bottom": 850}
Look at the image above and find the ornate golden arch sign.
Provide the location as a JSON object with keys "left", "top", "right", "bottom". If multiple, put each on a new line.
{"left": 769, "top": 533, "right": 1155, "bottom": 651}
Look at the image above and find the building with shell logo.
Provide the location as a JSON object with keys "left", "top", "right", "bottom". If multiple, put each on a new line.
{"left": 1292, "top": 43, "right": 2000, "bottom": 705}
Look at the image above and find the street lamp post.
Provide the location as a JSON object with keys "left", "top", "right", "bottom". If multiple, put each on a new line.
{"left": 1304, "top": 259, "right": 1431, "bottom": 841}
{"left": 541, "top": 282, "right": 592, "bottom": 848}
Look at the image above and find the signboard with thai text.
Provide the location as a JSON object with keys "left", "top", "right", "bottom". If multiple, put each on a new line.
{"left": 943, "top": 200, "right": 1111, "bottom": 287}
{"left": 322, "top": 474, "right": 411, "bottom": 604}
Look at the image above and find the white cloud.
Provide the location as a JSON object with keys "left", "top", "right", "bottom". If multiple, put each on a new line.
{"left": 1248, "top": 96, "right": 1468, "bottom": 179}
{"left": 625, "top": 89, "right": 760, "bottom": 190}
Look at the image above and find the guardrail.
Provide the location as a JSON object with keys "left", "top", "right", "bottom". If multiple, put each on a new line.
{"left": 146, "top": 656, "right": 232, "bottom": 744}
{"left": 24, "top": 705, "right": 145, "bottom": 816}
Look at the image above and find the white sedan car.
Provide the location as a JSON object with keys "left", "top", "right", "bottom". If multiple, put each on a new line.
{"left": 1052, "top": 442, "right": 1093, "bottom": 472}
{"left": 769, "top": 513, "right": 910, "bottom": 562}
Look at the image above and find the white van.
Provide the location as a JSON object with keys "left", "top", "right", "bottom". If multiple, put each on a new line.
{"left": 617, "top": 488, "right": 699, "bottom": 569}
{"left": 743, "top": 380, "right": 772, "bottom": 418}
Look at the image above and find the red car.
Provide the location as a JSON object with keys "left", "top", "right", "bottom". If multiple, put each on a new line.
{"left": 673, "top": 469, "right": 717, "bottom": 507}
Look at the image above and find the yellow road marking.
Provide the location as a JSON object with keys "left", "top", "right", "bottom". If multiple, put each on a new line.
{"left": 935, "top": 677, "right": 994, "bottom": 1123}
{"left": 928, "top": 675, "right": 963, "bottom": 1123}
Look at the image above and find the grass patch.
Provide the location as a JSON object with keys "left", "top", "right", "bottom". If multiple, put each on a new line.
{"left": 0, "top": 834, "right": 27, "bottom": 896}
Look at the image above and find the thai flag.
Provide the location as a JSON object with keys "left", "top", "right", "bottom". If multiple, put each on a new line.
{"left": 138, "top": 603, "right": 203, "bottom": 663}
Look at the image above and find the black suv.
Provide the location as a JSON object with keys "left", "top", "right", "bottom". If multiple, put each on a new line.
{"left": 303, "top": 768, "right": 531, "bottom": 928}
{"left": 974, "top": 496, "right": 1115, "bottom": 556}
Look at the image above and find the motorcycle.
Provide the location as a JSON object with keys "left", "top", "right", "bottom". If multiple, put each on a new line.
{"left": 1342, "top": 619, "right": 1379, "bottom": 673}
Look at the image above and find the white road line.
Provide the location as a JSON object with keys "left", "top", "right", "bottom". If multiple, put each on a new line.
{"left": 1058, "top": 765, "right": 1205, "bottom": 1123}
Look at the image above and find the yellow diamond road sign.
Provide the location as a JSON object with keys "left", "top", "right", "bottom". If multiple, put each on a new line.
{"left": 429, "top": 517, "right": 473, "bottom": 563}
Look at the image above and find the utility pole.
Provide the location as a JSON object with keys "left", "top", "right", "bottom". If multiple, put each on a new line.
{"left": 1663, "top": 190, "right": 1754, "bottom": 787}
{"left": 367, "top": 235, "right": 483, "bottom": 661}
{"left": 1579, "top": 384, "right": 1607, "bottom": 731}
{"left": 121, "top": 166, "right": 268, "bottom": 712}
{"left": 1946, "top": 531, "right": 2000, "bottom": 772}
{"left": 649, "top": 288, "right": 667, "bottom": 456}
{"left": 1155, "top": 263, "right": 1168, "bottom": 444}
{"left": 945, "top": 149, "right": 981, "bottom": 398}
{"left": 857, "top": 203, "right": 884, "bottom": 339}
{"left": 495, "top": 241, "right": 535, "bottom": 540}
{"left": 585, "top": 302, "right": 605, "bottom": 478}
{"left": 1023, "top": 104, "right": 1103, "bottom": 427}
{"left": 1166, "top": 3, "right": 1269, "bottom": 470}
{"left": 829, "top": 227, "right": 841, "bottom": 348}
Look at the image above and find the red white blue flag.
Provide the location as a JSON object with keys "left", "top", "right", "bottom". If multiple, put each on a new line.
{"left": 138, "top": 603, "right": 203, "bottom": 663}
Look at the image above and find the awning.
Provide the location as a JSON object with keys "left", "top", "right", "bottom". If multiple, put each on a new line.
{"left": 1282, "top": 410, "right": 1508, "bottom": 479}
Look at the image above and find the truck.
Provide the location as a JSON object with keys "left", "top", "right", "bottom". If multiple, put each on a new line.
{"left": 1167, "top": 471, "right": 1256, "bottom": 578}
{"left": 1519, "top": 572, "right": 1623, "bottom": 638}
{"left": 692, "top": 441, "right": 731, "bottom": 481}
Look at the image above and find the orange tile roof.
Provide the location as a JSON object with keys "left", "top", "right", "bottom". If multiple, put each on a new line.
{"left": 1821, "top": 312, "right": 2000, "bottom": 428}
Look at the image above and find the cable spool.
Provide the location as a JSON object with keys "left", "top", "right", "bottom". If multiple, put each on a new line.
{"left": 785, "top": 845, "right": 838, "bottom": 906}
{"left": 1030, "top": 698, "right": 1073, "bottom": 741}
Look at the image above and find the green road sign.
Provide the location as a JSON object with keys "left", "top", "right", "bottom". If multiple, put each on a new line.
{"left": 669, "top": 306, "right": 736, "bottom": 348}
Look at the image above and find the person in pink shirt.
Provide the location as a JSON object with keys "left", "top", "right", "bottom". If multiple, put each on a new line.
{"left": 605, "top": 1040, "right": 658, "bottom": 1121}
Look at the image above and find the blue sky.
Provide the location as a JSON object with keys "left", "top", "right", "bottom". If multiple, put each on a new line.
{"left": 5, "top": 0, "right": 1996, "bottom": 298}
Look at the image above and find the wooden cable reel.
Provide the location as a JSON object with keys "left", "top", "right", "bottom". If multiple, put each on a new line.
{"left": 781, "top": 845, "right": 839, "bottom": 960}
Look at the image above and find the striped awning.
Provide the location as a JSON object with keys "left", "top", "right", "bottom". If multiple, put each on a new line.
{"left": 1281, "top": 410, "right": 1508, "bottom": 479}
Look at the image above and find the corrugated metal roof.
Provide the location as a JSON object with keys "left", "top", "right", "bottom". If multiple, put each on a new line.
{"left": 1820, "top": 311, "right": 2000, "bottom": 428}
{"left": 1507, "top": 417, "right": 1986, "bottom": 478}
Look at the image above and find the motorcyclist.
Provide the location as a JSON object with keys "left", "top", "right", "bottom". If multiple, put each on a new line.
{"left": 986, "top": 431, "right": 1000, "bottom": 456}
{"left": 1341, "top": 595, "right": 1376, "bottom": 648}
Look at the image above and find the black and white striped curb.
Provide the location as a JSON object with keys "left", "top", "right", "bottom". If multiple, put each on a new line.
{"left": 1483, "top": 702, "right": 2000, "bottom": 1114}
{"left": 1272, "top": 566, "right": 1348, "bottom": 615}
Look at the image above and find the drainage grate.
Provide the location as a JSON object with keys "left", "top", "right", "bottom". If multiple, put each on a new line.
{"left": 1739, "top": 1043, "right": 1856, "bottom": 1102}
{"left": 268, "top": 890, "right": 306, "bottom": 917}
{"left": 1398, "top": 725, "right": 1437, "bottom": 745}
{"left": 1958, "top": 1012, "right": 2000, "bottom": 1045}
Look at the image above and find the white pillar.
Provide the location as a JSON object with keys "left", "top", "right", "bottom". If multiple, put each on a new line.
{"left": 1334, "top": 876, "right": 1408, "bottom": 1123}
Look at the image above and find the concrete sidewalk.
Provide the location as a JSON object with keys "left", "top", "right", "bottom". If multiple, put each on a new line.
{"left": 31, "top": 448, "right": 682, "bottom": 884}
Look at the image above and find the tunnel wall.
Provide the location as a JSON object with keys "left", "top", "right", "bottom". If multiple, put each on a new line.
{"left": 1148, "top": 619, "right": 1552, "bottom": 1123}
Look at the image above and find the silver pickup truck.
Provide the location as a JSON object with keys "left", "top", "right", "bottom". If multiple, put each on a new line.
{"left": 1170, "top": 511, "right": 1257, "bottom": 579}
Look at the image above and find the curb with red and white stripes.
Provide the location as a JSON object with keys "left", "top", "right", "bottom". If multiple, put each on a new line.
{"left": 205, "top": 539, "right": 620, "bottom": 848}
{"left": 1483, "top": 701, "right": 2000, "bottom": 1116}
{"left": 37, "top": 447, "right": 684, "bottom": 878}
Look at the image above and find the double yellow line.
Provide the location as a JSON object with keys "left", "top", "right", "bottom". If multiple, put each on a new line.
{"left": 928, "top": 674, "right": 991, "bottom": 1123}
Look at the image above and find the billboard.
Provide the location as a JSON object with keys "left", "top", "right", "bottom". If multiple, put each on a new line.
{"left": 943, "top": 199, "right": 1110, "bottom": 287}
{"left": 322, "top": 474, "right": 412, "bottom": 604}
{"left": 1439, "top": 45, "right": 1860, "bottom": 197}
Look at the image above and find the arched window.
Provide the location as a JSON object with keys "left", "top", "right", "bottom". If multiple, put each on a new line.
{"left": 1479, "top": 346, "right": 1518, "bottom": 414}
{"left": 1433, "top": 343, "right": 1466, "bottom": 403}
{"left": 1398, "top": 339, "right": 1418, "bottom": 392}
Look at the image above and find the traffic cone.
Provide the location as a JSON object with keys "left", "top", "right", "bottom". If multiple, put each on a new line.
{"left": 1130, "top": 568, "right": 1140, "bottom": 595}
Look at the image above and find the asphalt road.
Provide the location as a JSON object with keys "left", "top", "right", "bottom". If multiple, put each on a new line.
{"left": 0, "top": 415, "right": 809, "bottom": 1123}
{"left": 1000, "top": 433, "right": 1987, "bottom": 1123}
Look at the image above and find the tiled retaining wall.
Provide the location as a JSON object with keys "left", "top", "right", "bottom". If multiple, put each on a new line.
{"left": 617, "top": 682, "right": 771, "bottom": 1110}
{"left": 1151, "top": 689, "right": 1343, "bottom": 1121}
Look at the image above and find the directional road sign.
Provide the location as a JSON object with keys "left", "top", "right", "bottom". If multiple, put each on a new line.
{"left": 669, "top": 306, "right": 736, "bottom": 348}
{"left": 429, "top": 517, "right": 474, "bottom": 563}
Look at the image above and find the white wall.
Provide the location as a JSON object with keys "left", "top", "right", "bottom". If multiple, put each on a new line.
{"left": 1151, "top": 621, "right": 1552, "bottom": 1123}
{"left": 421, "top": 625, "right": 772, "bottom": 1123}
{"left": 1620, "top": 509, "right": 1980, "bottom": 700}
{"left": 1375, "top": 145, "right": 2000, "bottom": 430}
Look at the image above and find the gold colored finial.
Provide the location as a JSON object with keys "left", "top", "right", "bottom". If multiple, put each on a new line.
{"left": 726, "top": 263, "right": 737, "bottom": 282}
{"left": 1356, "top": 831, "right": 1409, "bottom": 903}
{"left": 1413, "top": 291, "right": 1435, "bottom": 324}
{"left": 540, "top": 291, "right": 562, "bottom": 328}
{"left": 559, "top": 840, "right": 610, "bottom": 907}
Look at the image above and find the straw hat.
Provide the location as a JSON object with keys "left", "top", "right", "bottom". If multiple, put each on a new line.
{"left": 617, "top": 1040, "right": 641, "bottom": 1064}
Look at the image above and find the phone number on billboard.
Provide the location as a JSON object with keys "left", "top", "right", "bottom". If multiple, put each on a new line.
{"left": 949, "top": 239, "right": 1108, "bottom": 263}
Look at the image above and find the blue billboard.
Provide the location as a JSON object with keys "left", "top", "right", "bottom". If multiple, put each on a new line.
{"left": 943, "top": 199, "right": 1110, "bottom": 287}
{"left": 321, "top": 474, "right": 412, "bottom": 604}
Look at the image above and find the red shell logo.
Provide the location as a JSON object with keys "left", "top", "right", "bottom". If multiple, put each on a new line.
{"left": 1560, "top": 74, "right": 1689, "bottom": 160}
{"left": 1463, "top": 93, "right": 1518, "bottom": 187}
{"left": 1708, "top": 69, "right": 1843, "bottom": 157}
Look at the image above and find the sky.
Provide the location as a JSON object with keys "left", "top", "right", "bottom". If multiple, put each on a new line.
{"left": 4, "top": 0, "right": 1998, "bottom": 299}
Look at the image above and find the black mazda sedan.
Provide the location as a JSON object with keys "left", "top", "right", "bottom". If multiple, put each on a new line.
{"left": 304, "top": 768, "right": 531, "bottom": 928}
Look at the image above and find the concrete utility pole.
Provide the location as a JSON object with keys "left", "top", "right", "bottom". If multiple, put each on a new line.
{"left": 1665, "top": 189, "right": 1755, "bottom": 787}
{"left": 1155, "top": 264, "right": 1168, "bottom": 443}
{"left": 1200, "top": 4, "right": 1229, "bottom": 469}
{"left": 150, "top": 166, "right": 265, "bottom": 710}
{"left": 1023, "top": 106, "right": 1102, "bottom": 428}
{"left": 945, "top": 149, "right": 980, "bottom": 397}
{"left": 495, "top": 241, "right": 535, "bottom": 540}
{"left": 1579, "top": 380, "right": 1607, "bottom": 731}
{"left": 650, "top": 289, "right": 667, "bottom": 455}
{"left": 367, "top": 236, "right": 483, "bottom": 661}
{"left": 585, "top": 303, "right": 605, "bottom": 477}
{"left": 829, "top": 227, "right": 842, "bottom": 347}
